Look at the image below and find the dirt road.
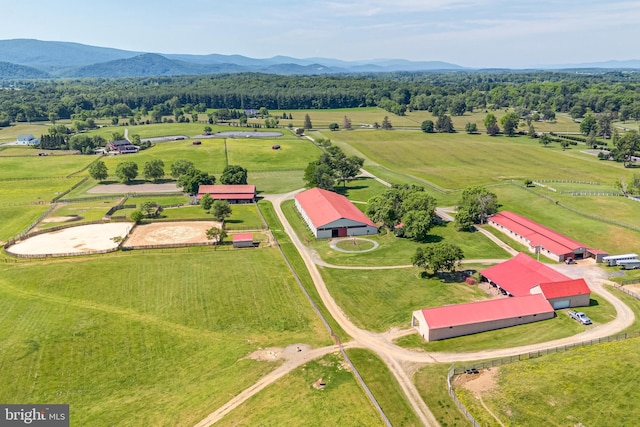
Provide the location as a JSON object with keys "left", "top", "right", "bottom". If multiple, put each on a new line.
{"left": 195, "top": 191, "right": 635, "bottom": 427}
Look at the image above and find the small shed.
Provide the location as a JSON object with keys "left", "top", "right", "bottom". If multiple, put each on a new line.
{"left": 233, "top": 233, "right": 254, "bottom": 248}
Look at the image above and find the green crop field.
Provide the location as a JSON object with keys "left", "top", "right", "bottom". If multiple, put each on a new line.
{"left": 216, "top": 352, "right": 384, "bottom": 426}
{"left": 455, "top": 336, "right": 640, "bottom": 426}
{"left": 0, "top": 248, "right": 332, "bottom": 425}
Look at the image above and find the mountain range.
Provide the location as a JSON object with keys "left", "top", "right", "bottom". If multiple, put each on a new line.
{"left": 0, "top": 39, "right": 638, "bottom": 79}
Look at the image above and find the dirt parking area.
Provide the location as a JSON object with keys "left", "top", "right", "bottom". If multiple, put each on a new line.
{"left": 124, "top": 221, "right": 222, "bottom": 246}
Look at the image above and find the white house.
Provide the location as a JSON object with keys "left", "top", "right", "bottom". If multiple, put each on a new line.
{"left": 16, "top": 134, "right": 40, "bottom": 146}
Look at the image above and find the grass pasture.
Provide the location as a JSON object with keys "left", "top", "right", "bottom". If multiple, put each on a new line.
{"left": 0, "top": 204, "right": 50, "bottom": 241}
{"left": 0, "top": 248, "right": 333, "bottom": 425}
{"left": 0, "top": 155, "right": 93, "bottom": 179}
{"left": 0, "top": 177, "right": 83, "bottom": 206}
{"left": 455, "top": 336, "right": 640, "bottom": 426}
{"left": 226, "top": 135, "right": 321, "bottom": 171}
{"left": 217, "top": 352, "right": 384, "bottom": 426}
{"left": 320, "top": 266, "right": 490, "bottom": 332}
{"left": 99, "top": 139, "right": 227, "bottom": 177}
{"left": 332, "top": 130, "right": 634, "bottom": 191}
{"left": 250, "top": 170, "right": 305, "bottom": 194}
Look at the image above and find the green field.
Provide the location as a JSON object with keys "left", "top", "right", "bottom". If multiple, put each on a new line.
{"left": 320, "top": 266, "right": 489, "bottom": 332}
{"left": 216, "top": 352, "right": 384, "bottom": 426}
{"left": 0, "top": 178, "right": 82, "bottom": 206}
{"left": 0, "top": 204, "right": 50, "bottom": 241}
{"left": 455, "top": 336, "right": 640, "bottom": 426}
{"left": 0, "top": 155, "right": 93, "bottom": 179}
{"left": 226, "top": 135, "right": 321, "bottom": 171}
{"left": 0, "top": 248, "right": 332, "bottom": 425}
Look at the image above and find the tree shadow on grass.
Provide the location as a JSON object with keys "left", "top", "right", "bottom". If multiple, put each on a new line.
{"left": 589, "top": 298, "right": 600, "bottom": 307}
{"left": 334, "top": 184, "right": 369, "bottom": 196}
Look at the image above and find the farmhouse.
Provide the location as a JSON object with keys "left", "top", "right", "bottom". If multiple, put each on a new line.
{"left": 488, "top": 211, "right": 607, "bottom": 262}
{"left": 197, "top": 185, "right": 256, "bottom": 204}
{"left": 106, "top": 140, "right": 138, "bottom": 154}
{"left": 295, "top": 188, "right": 378, "bottom": 238}
{"left": 232, "top": 233, "right": 255, "bottom": 248}
{"left": 16, "top": 134, "right": 40, "bottom": 146}
{"left": 411, "top": 294, "right": 555, "bottom": 342}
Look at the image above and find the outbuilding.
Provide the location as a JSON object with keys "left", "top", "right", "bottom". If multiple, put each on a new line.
{"left": 16, "top": 134, "right": 40, "bottom": 146}
{"left": 294, "top": 188, "right": 378, "bottom": 238}
{"left": 411, "top": 294, "right": 555, "bottom": 341}
{"left": 232, "top": 233, "right": 255, "bottom": 248}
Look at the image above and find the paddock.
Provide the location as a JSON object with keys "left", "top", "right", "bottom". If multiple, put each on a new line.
{"left": 7, "top": 223, "right": 133, "bottom": 256}
{"left": 212, "top": 131, "right": 283, "bottom": 138}
{"left": 123, "top": 221, "right": 222, "bottom": 247}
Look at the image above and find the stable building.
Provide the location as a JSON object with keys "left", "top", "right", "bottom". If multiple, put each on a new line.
{"left": 294, "top": 188, "right": 378, "bottom": 238}
{"left": 488, "top": 211, "right": 607, "bottom": 262}
{"left": 106, "top": 140, "right": 138, "bottom": 154}
{"left": 197, "top": 185, "right": 256, "bottom": 204}
{"left": 411, "top": 294, "right": 555, "bottom": 341}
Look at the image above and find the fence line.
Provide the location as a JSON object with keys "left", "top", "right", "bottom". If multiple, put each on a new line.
{"left": 561, "top": 191, "right": 622, "bottom": 196}
{"left": 448, "top": 328, "right": 640, "bottom": 425}
{"left": 614, "top": 283, "right": 640, "bottom": 297}
{"left": 534, "top": 179, "right": 601, "bottom": 185}
{"left": 512, "top": 181, "right": 640, "bottom": 233}
{"left": 52, "top": 177, "right": 89, "bottom": 202}
{"left": 254, "top": 202, "right": 391, "bottom": 427}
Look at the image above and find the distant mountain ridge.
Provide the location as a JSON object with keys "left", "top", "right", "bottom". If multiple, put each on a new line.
{"left": 0, "top": 38, "right": 638, "bottom": 79}
{"left": 0, "top": 39, "right": 465, "bottom": 78}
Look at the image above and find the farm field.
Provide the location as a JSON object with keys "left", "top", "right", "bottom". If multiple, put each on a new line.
{"left": 0, "top": 248, "right": 332, "bottom": 425}
{"left": 226, "top": 135, "right": 321, "bottom": 171}
{"left": 215, "top": 352, "right": 384, "bottom": 426}
{"left": 0, "top": 204, "right": 50, "bottom": 241}
{"left": 0, "top": 154, "right": 93, "bottom": 179}
{"left": 455, "top": 336, "right": 640, "bottom": 426}
{"left": 331, "top": 130, "right": 634, "bottom": 190}
{"left": 0, "top": 177, "right": 83, "bottom": 206}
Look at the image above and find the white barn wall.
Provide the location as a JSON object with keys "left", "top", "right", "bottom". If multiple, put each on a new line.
{"left": 295, "top": 198, "right": 318, "bottom": 237}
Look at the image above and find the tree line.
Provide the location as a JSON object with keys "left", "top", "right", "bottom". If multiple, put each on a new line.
{"left": 2, "top": 71, "right": 640, "bottom": 127}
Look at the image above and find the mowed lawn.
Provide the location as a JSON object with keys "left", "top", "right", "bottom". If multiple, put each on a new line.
{"left": 216, "top": 352, "right": 384, "bottom": 426}
{"left": 456, "top": 336, "right": 640, "bottom": 426}
{"left": 332, "top": 130, "right": 634, "bottom": 190}
{"left": 320, "top": 266, "right": 490, "bottom": 332}
{"left": 0, "top": 249, "right": 332, "bottom": 425}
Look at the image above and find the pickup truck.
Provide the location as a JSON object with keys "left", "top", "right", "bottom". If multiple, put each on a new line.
{"left": 568, "top": 310, "right": 592, "bottom": 325}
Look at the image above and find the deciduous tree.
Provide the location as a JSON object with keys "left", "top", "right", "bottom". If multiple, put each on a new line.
{"left": 220, "top": 165, "right": 248, "bottom": 185}
{"left": 115, "top": 161, "right": 138, "bottom": 183}
{"left": 143, "top": 159, "right": 165, "bottom": 182}
{"left": 206, "top": 226, "right": 227, "bottom": 250}
{"left": 200, "top": 193, "right": 214, "bottom": 211}
{"left": 178, "top": 167, "right": 215, "bottom": 194}
{"left": 88, "top": 160, "right": 108, "bottom": 181}
{"left": 412, "top": 243, "right": 464, "bottom": 275}
{"left": 211, "top": 200, "right": 232, "bottom": 221}
{"left": 170, "top": 159, "right": 195, "bottom": 178}
{"left": 421, "top": 120, "right": 435, "bottom": 133}
{"left": 455, "top": 186, "right": 498, "bottom": 230}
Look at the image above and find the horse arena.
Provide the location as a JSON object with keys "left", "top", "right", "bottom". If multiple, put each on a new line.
{"left": 7, "top": 221, "right": 222, "bottom": 257}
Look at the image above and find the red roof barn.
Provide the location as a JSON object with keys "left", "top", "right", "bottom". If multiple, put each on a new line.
{"left": 232, "top": 233, "right": 255, "bottom": 248}
{"left": 488, "top": 211, "right": 607, "bottom": 262}
{"left": 294, "top": 188, "right": 378, "bottom": 238}
{"left": 411, "top": 294, "right": 555, "bottom": 341}
{"left": 197, "top": 185, "right": 256, "bottom": 204}
{"left": 531, "top": 278, "right": 591, "bottom": 309}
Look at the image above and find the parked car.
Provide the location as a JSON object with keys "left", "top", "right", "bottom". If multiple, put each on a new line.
{"left": 565, "top": 258, "right": 576, "bottom": 264}
{"left": 568, "top": 310, "right": 592, "bottom": 325}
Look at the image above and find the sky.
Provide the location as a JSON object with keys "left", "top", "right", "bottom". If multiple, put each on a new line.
{"left": 2, "top": 0, "right": 639, "bottom": 68}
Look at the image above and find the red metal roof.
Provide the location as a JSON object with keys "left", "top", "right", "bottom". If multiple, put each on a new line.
{"left": 538, "top": 279, "right": 591, "bottom": 299}
{"left": 295, "top": 188, "right": 377, "bottom": 229}
{"left": 232, "top": 233, "right": 253, "bottom": 242}
{"left": 489, "top": 211, "right": 587, "bottom": 256}
{"left": 421, "top": 294, "right": 554, "bottom": 329}
{"left": 198, "top": 185, "right": 256, "bottom": 195}
{"left": 481, "top": 253, "right": 570, "bottom": 296}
